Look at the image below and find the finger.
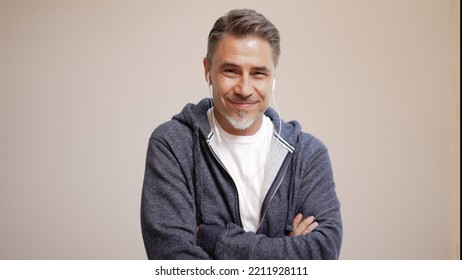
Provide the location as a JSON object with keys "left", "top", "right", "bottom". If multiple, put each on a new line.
{"left": 292, "top": 213, "right": 303, "bottom": 235}
{"left": 302, "top": 221, "right": 318, "bottom": 235}
{"left": 292, "top": 213, "right": 303, "bottom": 228}
{"left": 297, "top": 216, "right": 315, "bottom": 231}
{"left": 288, "top": 213, "right": 303, "bottom": 236}
{"left": 291, "top": 215, "right": 312, "bottom": 236}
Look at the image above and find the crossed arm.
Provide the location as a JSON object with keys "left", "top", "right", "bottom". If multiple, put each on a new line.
{"left": 197, "top": 213, "right": 318, "bottom": 238}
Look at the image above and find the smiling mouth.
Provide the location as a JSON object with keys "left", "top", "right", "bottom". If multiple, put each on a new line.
{"left": 230, "top": 101, "right": 257, "bottom": 105}
{"left": 229, "top": 101, "right": 257, "bottom": 110}
{"left": 226, "top": 98, "right": 259, "bottom": 107}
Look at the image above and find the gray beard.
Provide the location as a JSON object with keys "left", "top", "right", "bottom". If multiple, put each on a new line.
{"left": 225, "top": 110, "right": 259, "bottom": 130}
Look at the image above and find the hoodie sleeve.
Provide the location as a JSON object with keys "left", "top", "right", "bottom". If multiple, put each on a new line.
{"left": 141, "top": 132, "right": 211, "bottom": 260}
{"left": 197, "top": 147, "right": 342, "bottom": 259}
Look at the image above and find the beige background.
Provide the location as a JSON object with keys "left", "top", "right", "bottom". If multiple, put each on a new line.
{"left": 0, "top": 0, "right": 459, "bottom": 259}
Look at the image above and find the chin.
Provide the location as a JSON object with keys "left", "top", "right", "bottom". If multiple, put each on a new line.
{"left": 226, "top": 113, "right": 261, "bottom": 131}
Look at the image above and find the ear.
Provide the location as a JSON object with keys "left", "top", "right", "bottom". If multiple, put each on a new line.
{"left": 203, "top": 57, "right": 211, "bottom": 85}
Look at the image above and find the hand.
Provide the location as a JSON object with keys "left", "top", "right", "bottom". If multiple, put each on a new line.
{"left": 288, "top": 213, "right": 318, "bottom": 237}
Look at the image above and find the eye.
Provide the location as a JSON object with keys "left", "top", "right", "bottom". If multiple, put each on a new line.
{"left": 253, "top": 72, "right": 268, "bottom": 79}
{"left": 223, "top": 68, "right": 239, "bottom": 77}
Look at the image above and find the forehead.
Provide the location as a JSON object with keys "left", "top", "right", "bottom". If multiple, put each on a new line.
{"left": 212, "top": 35, "right": 274, "bottom": 69}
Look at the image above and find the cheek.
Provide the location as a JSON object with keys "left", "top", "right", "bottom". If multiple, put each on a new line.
{"left": 255, "top": 80, "right": 272, "bottom": 93}
{"left": 257, "top": 84, "right": 272, "bottom": 99}
{"left": 214, "top": 78, "right": 234, "bottom": 95}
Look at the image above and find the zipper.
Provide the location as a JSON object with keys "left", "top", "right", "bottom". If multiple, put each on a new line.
{"left": 256, "top": 153, "right": 292, "bottom": 232}
{"left": 206, "top": 138, "right": 243, "bottom": 227}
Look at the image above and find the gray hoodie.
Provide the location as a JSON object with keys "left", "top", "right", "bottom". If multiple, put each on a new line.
{"left": 141, "top": 98, "right": 342, "bottom": 259}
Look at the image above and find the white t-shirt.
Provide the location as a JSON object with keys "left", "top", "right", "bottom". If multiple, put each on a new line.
{"left": 207, "top": 108, "right": 274, "bottom": 232}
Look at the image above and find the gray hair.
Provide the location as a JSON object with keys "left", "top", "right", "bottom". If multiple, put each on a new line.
{"left": 206, "top": 9, "right": 281, "bottom": 67}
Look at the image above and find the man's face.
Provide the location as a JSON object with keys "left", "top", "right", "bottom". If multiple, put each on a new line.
{"left": 204, "top": 35, "right": 275, "bottom": 136}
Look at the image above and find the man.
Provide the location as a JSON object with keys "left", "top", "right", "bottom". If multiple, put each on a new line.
{"left": 141, "top": 8, "right": 342, "bottom": 259}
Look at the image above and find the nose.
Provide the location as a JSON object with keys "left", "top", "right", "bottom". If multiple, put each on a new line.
{"left": 234, "top": 76, "right": 253, "bottom": 98}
